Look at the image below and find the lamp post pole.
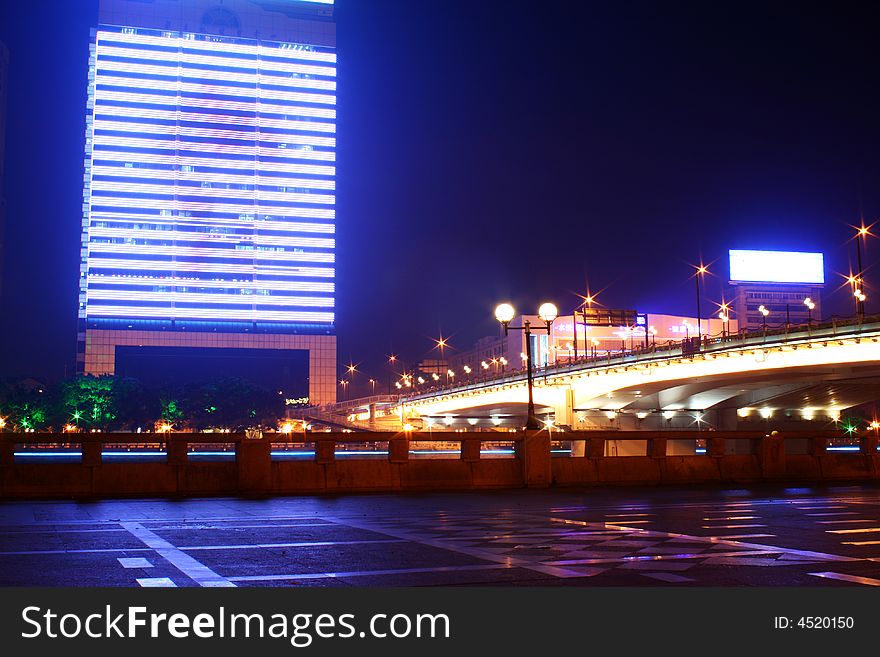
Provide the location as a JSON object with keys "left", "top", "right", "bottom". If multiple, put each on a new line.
{"left": 496, "top": 302, "right": 557, "bottom": 431}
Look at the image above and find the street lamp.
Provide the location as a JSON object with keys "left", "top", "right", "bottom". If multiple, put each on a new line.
{"left": 338, "top": 379, "right": 349, "bottom": 401}
{"left": 718, "top": 310, "right": 729, "bottom": 338}
{"left": 855, "top": 224, "right": 871, "bottom": 318}
{"left": 693, "top": 263, "right": 709, "bottom": 340}
{"left": 648, "top": 326, "right": 657, "bottom": 347}
{"left": 495, "top": 301, "right": 558, "bottom": 430}
{"left": 803, "top": 297, "right": 815, "bottom": 325}
{"left": 758, "top": 304, "right": 769, "bottom": 333}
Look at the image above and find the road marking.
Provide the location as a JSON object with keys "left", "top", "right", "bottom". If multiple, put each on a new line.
{"left": 809, "top": 572, "right": 880, "bottom": 586}
{"left": 120, "top": 522, "right": 235, "bottom": 588}
{"left": 136, "top": 577, "right": 176, "bottom": 588}
{"left": 179, "top": 539, "right": 405, "bottom": 551}
{"left": 118, "top": 557, "right": 153, "bottom": 569}
{"left": 640, "top": 572, "right": 695, "bottom": 583}
{"left": 806, "top": 512, "right": 859, "bottom": 517}
{"left": 702, "top": 524, "right": 767, "bottom": 529}
{"left": 228, "top": 563, "right": 513, "bottom": 582}
{"left": 0, "top": 547, "right": 152, "bottom": 556}
{"left": 709, "top": 534, "right": 776, "bottom": 539}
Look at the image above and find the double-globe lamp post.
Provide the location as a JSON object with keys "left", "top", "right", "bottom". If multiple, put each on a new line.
{"left": 495, "top": 301, "right": 558, "bottom": 431}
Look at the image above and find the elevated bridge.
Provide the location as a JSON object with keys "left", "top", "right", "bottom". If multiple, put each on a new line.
{"left": 398, "top": 316, "right": 880, "bottom": 432}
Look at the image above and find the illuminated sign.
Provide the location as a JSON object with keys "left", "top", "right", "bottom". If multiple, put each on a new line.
{"left": 729, "top": 250, "right": 824, "bottom": 284}
{"left": 80, "top": 27, "right": 336, "bottom": 329}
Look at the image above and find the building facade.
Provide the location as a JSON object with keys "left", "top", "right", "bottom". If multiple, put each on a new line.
{"left": 78, "top": 0, "right": 337, "bottom": 404}
{"left": 726, "top": 250, "right": 824, "bottom": 332}
{"left": 0, "top": 41, "right": 8, "bottom": 299}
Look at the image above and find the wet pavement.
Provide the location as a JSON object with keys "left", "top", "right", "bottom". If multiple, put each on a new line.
{"left": 2, "top": 483, "right": 880, "bottom": 587}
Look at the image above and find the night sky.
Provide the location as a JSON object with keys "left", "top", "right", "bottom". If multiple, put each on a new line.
{"left": 2, "top": 0, "right": 880, "bottom": 392}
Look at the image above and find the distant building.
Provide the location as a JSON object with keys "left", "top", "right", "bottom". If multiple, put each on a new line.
{"left": 447, "top": 313, "right": 735, "bottom": 375}
{"left": 726, "top": 250, "right": 824, "bottom": 332}
{"left": 0, "top": 41, "right": 8, "bottom": 299}
{"left": 77, "top": 1, "right": 338, "bottom": 403}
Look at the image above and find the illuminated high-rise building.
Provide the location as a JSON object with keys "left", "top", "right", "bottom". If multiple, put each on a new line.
{"left": 78, "top": 0, "right": 337, "bottom": 404}
{"left": 0, "top": 41, "right": 8, "bottom": 299}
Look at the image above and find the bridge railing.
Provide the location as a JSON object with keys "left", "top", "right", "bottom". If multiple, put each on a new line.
{"left": 401, "top": 314, "right": 880, "bottom": 402}
{"left": 1, "top": 430, "right": 877, "bottom": 498}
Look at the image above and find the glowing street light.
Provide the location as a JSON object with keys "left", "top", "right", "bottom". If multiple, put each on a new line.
{"left": 495, "top": 301, "right": 558, "bottom": 430}
{"left": 692, "top": 262, "right": 709, "bottom": 339}
{"left": 803, "top": 297, "right": 815, "bottom": 325}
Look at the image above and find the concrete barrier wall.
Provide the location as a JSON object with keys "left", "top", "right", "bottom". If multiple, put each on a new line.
{"left": 0, "top": 430, "right": 877, "bottom": 499}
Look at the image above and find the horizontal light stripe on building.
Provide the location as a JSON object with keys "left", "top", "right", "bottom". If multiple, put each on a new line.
{"left": 87, "top": 290, "right": 334, "bottom": 307}
{"left": 97, "top": 74, "right": 336, "bottom": 102}
{"left": 92, "top": 134, "right": 336, "bottom": 161}
{"left": 86, "top": 306, "right": 335, "bottom": 322}
{"left": 88, "top": 243, "right": 334, "bottom": 263}
{"left": 94, "top": 119, "right": 337, "bottom": 144}
{"left": 101, "top": 32, "right": 337, "bottom": 64}
{"left": 90, "top": 152, "right": 335, "bottom": 176}
{"left": 90, "top": 214, "right": 336, "bottom": 234}
{"left": 90, "top": 180, "right": 336, "bottom": 205}
{"left": 86, "top": 258, "right": 334, "bottom": 277}
{"left": 95, "top": 89, "right": 337, "bottom": 119}
{"left": 88, "top": 276, "right": 335, "bottom": 293}
{"left": 89, "top": 197, "right": 335, "bottom": 219}
{"left": 95, "top": 104, "right": 336, "bottom": 129}
{"left": 96, "top": 43, "right": 337, "bottom": 78}
{"left": 91, "top": 166, "right": 336, "bottom": 190}
{"left": 89, "top": 227, "right": 335, "bottom": 248}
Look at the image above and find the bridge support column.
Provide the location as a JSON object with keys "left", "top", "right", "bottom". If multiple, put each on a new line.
{"left": 315, "top": 439, "right": 335, "bottom": 464}
{"left": 389, "top": 438, "right": 409, "bottom": 464}
{"left": 708, "top": 437, "right": 725, "bottom": 458}
{"left": 167, "top": 437, "right": 188, "bottom": 466}
{"left": 237, "top": 437, "right": 272, "bottom": 493}
{"left": 810, "top": 436, "right": 826, "bottom": 457}
{"left": 522, "top": 430, "right": 552, "bottom": 488}
{"left": 860, "top": 433, "right": 879, "bottom": 455}
{"left": 82, "top": 439, "right": 102, "bottom": 467}
{"left": 588, "top": 436, "right": 606, "bottom": 458}
{"left": 0, "top": 439, "right": 13, "bottom": 467}
{"left": 759, "top": 432, "right": 785, "bottom": 479}
{"left": 647, "top": 436, "right": 667, "bottom": 458}
{"left": 461, "top": 437, "right": 481, "bottom": 462}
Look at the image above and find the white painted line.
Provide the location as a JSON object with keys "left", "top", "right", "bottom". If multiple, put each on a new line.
{"left": 640, "top": 572, "right": 695, "bottom": 583}
{"left": 179, "top": 539, "right": 405, "bottom": 551}
{"left": 228, "top": 564, "right": 513, "bottom": 582}
{"left": 120, "top": 522, "right": 235, "bottom": 588}
{"left": 710, "top": 534, "right": 776, "bottom": 539}
{"left": 806, "top": 512, "right": 859, "bottom": 517}
{"left": 809, "top": 572, "right": 880, "bottom": 586}
{"left": 702, "top": 524, "right": 767, "bottom": 529}
{"left": 118, "top": 557, "right": 153, "bottom": 569}
{"left": 136, "top": 577, "right": 176, "bottom": 588}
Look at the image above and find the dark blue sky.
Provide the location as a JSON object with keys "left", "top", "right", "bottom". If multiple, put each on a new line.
{"left": 2, "top": 0, "right": 880, "bottom": 388}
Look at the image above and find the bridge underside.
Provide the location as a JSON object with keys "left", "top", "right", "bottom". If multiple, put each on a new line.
{"left": 411, "top": 369, "right": 880, "bottom": 432}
